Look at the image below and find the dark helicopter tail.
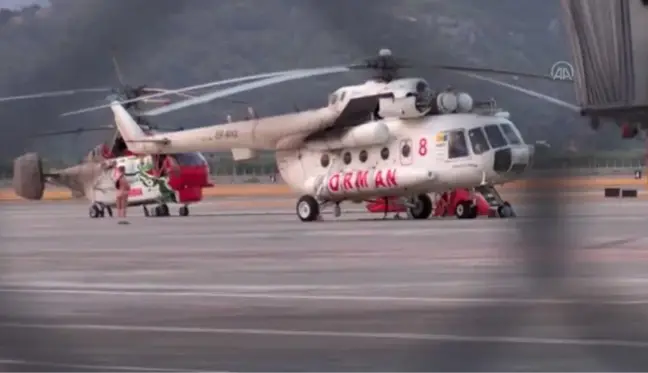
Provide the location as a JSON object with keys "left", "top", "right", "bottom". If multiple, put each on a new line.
{"left": 12, "top": 152, "right": 46, "bottom": 200}
{"left": 12, "top": 152, "right": 90, "bottom": 200}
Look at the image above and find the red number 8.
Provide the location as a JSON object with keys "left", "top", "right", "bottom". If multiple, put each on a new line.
{"left": 418, "top": 138, "right": 428, "bottom": 156}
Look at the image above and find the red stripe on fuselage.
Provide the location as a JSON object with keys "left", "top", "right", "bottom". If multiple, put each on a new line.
{"left": 128, "top": 188, "right": 143, "bottom": 197}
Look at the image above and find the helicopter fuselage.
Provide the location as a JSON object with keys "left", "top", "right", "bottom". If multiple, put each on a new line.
{"left": 277, "top": 113, "right": 533, "bottom": 202}
{"left": 87, "top": 152, "right": 212, "bottom": 208}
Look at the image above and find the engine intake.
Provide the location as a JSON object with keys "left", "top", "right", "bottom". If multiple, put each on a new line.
{"left": 377, "top": 94, "right": 429, "bottom": 119}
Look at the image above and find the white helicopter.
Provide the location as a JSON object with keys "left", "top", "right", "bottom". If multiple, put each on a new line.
{"left": 4, "top": 53, "right": 221, "bottom": 219}
{"left": 59, "top": 49, "right": 574, "bottom": 222}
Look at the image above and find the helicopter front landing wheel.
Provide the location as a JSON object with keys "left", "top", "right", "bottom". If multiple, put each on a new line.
{"left": 497, "top": 201, "right": 516, "bottom": 218}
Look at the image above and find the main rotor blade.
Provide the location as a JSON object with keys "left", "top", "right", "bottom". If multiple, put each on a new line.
{"left": 0, "top": 88, "right": 112, "bottom": 103}
{"left": 60, "top": 68, "right": 334, "bottom": 117}
{"left": 30, "top": 125, "right": 116, "bottom": 138}
{"left": 142, "top": 98, "right": 172, "bottom": 105}
{"left": 111, "top": 47, "right": 126, "bottom": 85}
{"left": 140, "top": 87, "right": 196, "bottom": 99}
{"left": 431, "top": 64, "right": 573, "bottom": 83}
{"left": 142, "top": 66, "right": 351, "bottom": 116}
{"left": 457, "top": 71, "right": 581, "bottom": 112}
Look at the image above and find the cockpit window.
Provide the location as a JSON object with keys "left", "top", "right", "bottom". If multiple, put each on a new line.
{"left": 484, "top": 124, "right": 508, "bottom": 148}
{"left": 329, "top": 94, "right": 338, "bottom": 105}
{"left": 171, "top": 152, "right": 207, "bottom": 166}
{"left": 448, "top": 129, "right": 469, "bottom": 159}
{"left": 468, "top": 127, "right": 490, "bottom": 155}
{"left": 499, "top": 123, "right": 522, "bottom": 145}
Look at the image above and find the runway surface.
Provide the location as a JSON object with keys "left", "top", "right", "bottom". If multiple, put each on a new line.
{"left": 2, "top": 197, "right": 648, "bottom": 371}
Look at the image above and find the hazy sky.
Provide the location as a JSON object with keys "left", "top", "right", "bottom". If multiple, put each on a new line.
{"left": 0, "top": 0, "right": 48, "bottom": 9}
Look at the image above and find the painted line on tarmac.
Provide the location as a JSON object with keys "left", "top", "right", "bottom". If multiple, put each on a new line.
{"left": 0, "top": 359, "right": 206, "bottom": 372}
{"left": 0, "top": 226, "right": 517, "bottom": 239}
{"left": 1, "top": 286, "right": 647, "bottom": 306}
{"left": 1, "top": 322, "right": 648, "bottom": 348}
{"left": 0, "top": 280, "right": 485, "bottom": 292}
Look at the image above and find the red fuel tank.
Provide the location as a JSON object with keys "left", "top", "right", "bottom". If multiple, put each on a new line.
{"left": 167, "top": 165, "right": 210, "bottom": 204}
{"left": 433, "top": 189, "right": 494, "bottom": 217}
{"left": 365, "top": 197, "right": 407, "bottom": 213}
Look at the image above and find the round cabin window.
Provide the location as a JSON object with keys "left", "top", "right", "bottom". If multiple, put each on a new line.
{"left": 380, "top": 147, "right": 390, "bottom": 160}
{"left": 401, "top": 143, "right": 411, "bottom": 157}
{"left": 343, "top": 151, "right": 352, "bottom": 165}
{"left": 320, "top": 153, "right": 330, "bottom": 167}
{"left": 359, "top": 150, "right": 368, "bottom": 163}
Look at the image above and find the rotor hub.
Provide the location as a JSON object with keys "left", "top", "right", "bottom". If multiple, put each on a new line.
{"left": 359, "top": 48, "right": 409, "bottom": 82}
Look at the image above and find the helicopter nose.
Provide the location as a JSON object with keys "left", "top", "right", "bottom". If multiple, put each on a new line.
{"left": 493, "top": 145, "right": 532, "bottom": 175}
{"left": 493, "top": 148, "right": 512, "bottom": 173}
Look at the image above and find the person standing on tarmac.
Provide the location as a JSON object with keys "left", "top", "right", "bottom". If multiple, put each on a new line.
{"left": 114, "top": 166, "right": 131, "bottom": 224}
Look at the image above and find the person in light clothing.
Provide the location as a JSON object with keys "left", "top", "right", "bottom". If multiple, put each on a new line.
{"left": 114, "top": 166, "right": 130, "bottom": 224}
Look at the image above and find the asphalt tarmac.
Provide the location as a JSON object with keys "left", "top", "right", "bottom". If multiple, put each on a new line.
{"left": 1, "top": 197, "right": 648, "bottom": 371}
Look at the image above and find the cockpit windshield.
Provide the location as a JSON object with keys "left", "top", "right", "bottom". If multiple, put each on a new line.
{"left": 499, "top": 123, "right": 523, "bottom": 145}
{"left": 468, "top": 127, "right": 490, "bottom": 155}
{"left": 171, "top": 152, "right": 207, "bottom": 166}
{"left": 483, "top": 124, "right": 508, "bottom": 148}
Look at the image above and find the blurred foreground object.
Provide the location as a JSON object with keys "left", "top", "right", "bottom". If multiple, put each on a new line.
{"left": 562, "top": 0, "right": 648, "bottom": 136}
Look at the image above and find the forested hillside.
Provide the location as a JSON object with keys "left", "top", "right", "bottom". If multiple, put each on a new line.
{"left": 0, "top": 0, "right": 636, "bottom": 171}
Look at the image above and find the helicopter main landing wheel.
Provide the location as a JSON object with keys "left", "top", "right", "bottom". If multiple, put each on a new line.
{"left": 455, "top": 200, "right": 478, "bottom": 219}
{"left": 179, "top": 205, "right": 189, "bottom": 217}
{"left": 407, "top": 194, "right": 433, "bottom": 220}
{"left": 296, "top": 195, "right": 320, "bottom": 222}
